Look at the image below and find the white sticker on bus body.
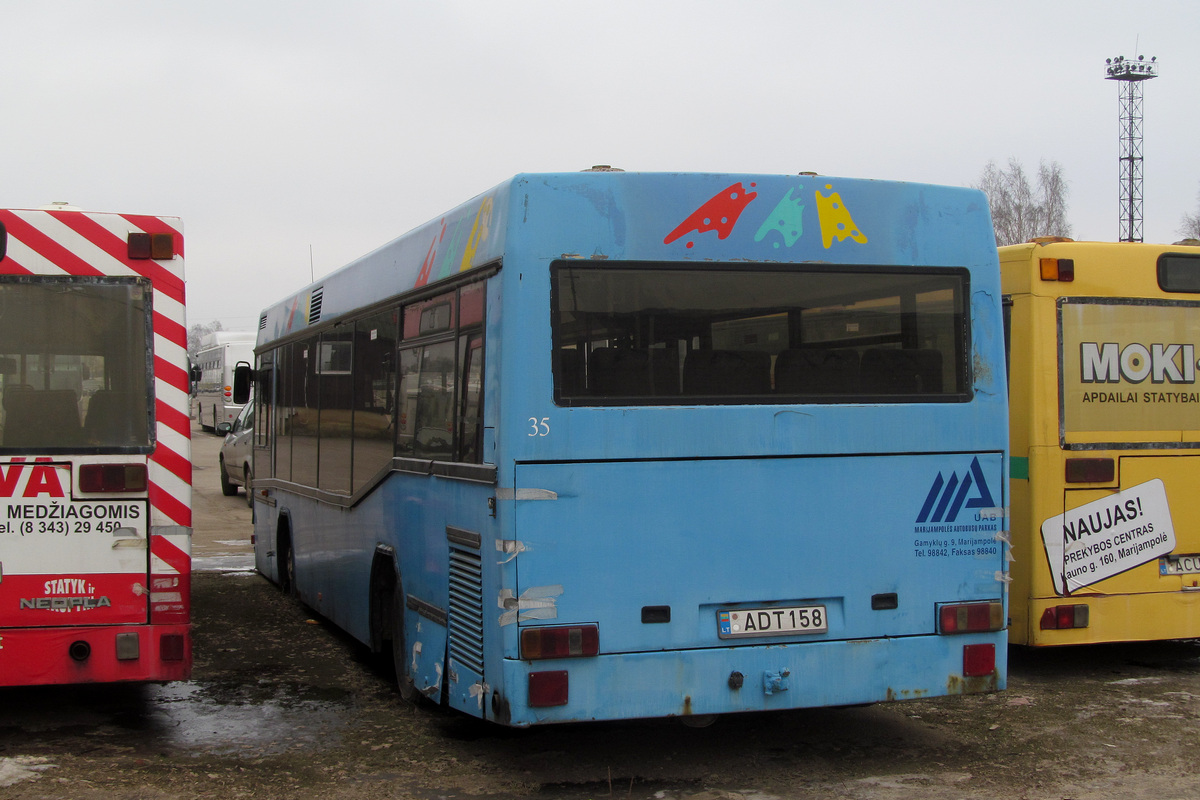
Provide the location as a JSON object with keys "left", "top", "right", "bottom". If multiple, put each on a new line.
{"left": 497, "top": 585, "right": 563, "bottom": 626}
{"left": 1041, "top": 478, "right": 1176, "bottom": 595}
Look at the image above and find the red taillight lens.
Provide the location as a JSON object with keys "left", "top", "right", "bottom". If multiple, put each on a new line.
{"left": 160, "top": 634, "right": 186, "bottom": 662}
{"left": 520, "top": 625, "right": 599, "bottom": 660}
{"left": 938, "top": 601, "right": 1005, "bottom": 634}
{"left": 528, "top": 670, "right": 569, "bottom": 707}
{"left": 79, "top": 463, "right": 148, "bottom": 493}
{"left": 1040, "top": 604, "right": 1090, "bottom": 630}
{"left": 962, "top": 643, "right": 996, "bottom": 677}
{"left": 223, "top": 385, "right": 233, "bottom": 398}
{"left": 1065, "top": 457, "right": 1115, "bottom": 483}
{"left": 128, "top": 232, "right": 175, "bottom": 260}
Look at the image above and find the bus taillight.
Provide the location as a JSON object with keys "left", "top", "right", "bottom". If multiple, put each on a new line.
{"left": 937, "top": 601, "right": 1004, "bottom": 634}
{"left": 127, "top": 232, "right": 175, "bottom": 260}
{"left": 79, "top": 463, "right": 148, "bottom": 493}
{"left": 1065, "top": 457, "right": 1115, "bottom": 483}
{"left": 223, "top": 385, "right": 233, "bottom": 398}
{"left": 520, "top": 625, "right": 599, "bottom": 660}
{"left": 1040, "top": 604, "right": 1090, "bottom": 630}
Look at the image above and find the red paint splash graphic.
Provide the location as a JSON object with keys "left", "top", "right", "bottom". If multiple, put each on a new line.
{"left": 664, "top": 182, "right": 758, "bottom": 248}
{"left": 414, "top": 219, "right": 447, "bottom": 288}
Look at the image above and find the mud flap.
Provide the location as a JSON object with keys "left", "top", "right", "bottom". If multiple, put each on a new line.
{"left": 404, "top": 604, "right": 446, "bottom": 703}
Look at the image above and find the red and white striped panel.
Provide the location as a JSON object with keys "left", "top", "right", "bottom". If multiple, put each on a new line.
{"left": 0, "top": 208, "right": 191, "bottom": 528}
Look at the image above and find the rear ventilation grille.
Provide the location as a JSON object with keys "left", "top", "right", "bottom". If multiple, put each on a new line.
{"left": 307, "top": 287, "right": 323, "bottom": 324}
{"left": 258, "top": 313, "right": 267, "bottom": 331}
{"left": 448, "top": 546, "right": 485, "bottom": 676}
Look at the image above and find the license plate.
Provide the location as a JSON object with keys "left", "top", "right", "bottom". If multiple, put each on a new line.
{"left": 1160, "top": 554, "right": 1200, "bottom": 575}
{"left": 718, "top": 605, "right": 827, "bottom": 638}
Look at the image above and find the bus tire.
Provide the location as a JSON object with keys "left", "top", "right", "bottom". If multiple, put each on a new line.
{"left": 278, "top": 526, "right": 296, "bottom": 598}
{"left": 219, "top": 456, "right": 237, "bottom": 496}
{"left": 391, "top": 586, "right": 417, "bottom": 702}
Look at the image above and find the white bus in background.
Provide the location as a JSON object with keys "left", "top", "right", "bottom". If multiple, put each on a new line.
{"left": 192, "top": 331, "right": 256, "bottom": 431}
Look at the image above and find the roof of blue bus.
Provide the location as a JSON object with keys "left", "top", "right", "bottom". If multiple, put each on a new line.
{"left": 255, "top": 171, "right": 995, "bottom": 348}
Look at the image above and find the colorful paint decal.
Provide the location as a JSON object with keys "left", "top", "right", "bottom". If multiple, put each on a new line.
{"left": 459, "top": 197, "right": 495, "bottom": 273}
{"left": 415, "top": 219, "right": 447, "bottom": 288}
{"left": 663, "top": 182, "right": 759, "bottom": 248}
{"left": 814, "top": 185, "right": 868, "bottom": 249}
{"left": 665, "top": 181, "right": 869, "bottom": 251}
{"left": 1041, "top": 479, "right": 1176, "bottom": 595}
{"left": 753, "top": 187, "right": 804, "bottom": 248}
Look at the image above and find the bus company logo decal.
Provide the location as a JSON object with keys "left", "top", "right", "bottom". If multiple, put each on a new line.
{"left": 915, "top": 457, "right": 997, "bottom": 525}
{"left": 20, "top": 578, "right": 112, "bottom": 612}
{"left": 1080, "top": 342, "right": 1199, "bottom": 385}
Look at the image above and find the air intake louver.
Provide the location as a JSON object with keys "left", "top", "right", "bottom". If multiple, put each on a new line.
{"left": 448, "top": 547, "right": 485, "bottom": 676}
{"left": 308, "top": 287, "right": 323, "bottom": 324}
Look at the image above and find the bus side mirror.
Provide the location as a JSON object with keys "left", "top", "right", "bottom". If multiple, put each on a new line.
{"left": 232, "top": 361, "right": 254, "bottom": 405}
{"left": 0, "top": 220, "right": 7, "bottom": 261}
{"left": 189, "top": 365, "right": 202, "bottom": 383}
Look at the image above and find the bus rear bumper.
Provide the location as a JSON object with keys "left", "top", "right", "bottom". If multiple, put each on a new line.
{"left": 1024, "top": 590, "right": 1200, "bottom": 646}
{"left": 0, "top": 623, "right": 191, "bottom": 686}
{"left": 488, "top": 632, "right": 1006, "bottom": 726}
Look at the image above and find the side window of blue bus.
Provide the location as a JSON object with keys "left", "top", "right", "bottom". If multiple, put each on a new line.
{"left": 397, "top": 280, "right": 486, "bottom": 464}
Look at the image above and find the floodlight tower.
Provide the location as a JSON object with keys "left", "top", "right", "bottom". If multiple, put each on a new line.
{"left": 1105, "top": 54, "right": 1158, "bottom": 242}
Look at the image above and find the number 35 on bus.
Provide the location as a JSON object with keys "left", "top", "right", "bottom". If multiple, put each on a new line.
{"left": 243, "top": 170, "right": 1009, "bottom": 725}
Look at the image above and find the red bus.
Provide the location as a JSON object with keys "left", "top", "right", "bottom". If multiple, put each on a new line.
{"left": 0, "top": 205, "right": 191, "bottom": 685}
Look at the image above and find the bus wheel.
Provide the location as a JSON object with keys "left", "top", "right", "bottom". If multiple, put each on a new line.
{"left": 219, "top": 456, "right": 237, "bottom": 496}
{"left": 279, "top": 533, "right": 296, "bottom": 598}
{"left": 391, "top": 587, "right": 417, "bottom": 702}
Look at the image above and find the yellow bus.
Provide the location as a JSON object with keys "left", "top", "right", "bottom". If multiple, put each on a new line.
{"left": 1003, "top": 238, "right": 1200, "bottom": 645}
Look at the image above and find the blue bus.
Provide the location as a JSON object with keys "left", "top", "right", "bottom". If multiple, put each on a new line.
{"left": 246, "top": 169, "right": 1009, "bottom": 726}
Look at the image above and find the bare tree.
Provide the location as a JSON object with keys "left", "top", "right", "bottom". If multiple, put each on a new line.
{"left": 187, "top": 320, "right": 223, "bottom": 356}
{"left": 974, "top": 158, "right": 1073, "bottom": 246}
{"left": 1179, "top": 184, "right": 1200, "bottom": 241}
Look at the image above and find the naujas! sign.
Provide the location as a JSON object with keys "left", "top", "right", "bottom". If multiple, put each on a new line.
{"left": 1041, "top": 479, "right": 1175, "bottom": 595}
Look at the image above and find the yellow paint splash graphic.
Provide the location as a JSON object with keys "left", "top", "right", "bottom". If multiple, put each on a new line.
{"left": 459, "top": 197, "right": 494, "bottom": 272}
{"left": 815, "top": 184, "right": 868, "bottom": 249}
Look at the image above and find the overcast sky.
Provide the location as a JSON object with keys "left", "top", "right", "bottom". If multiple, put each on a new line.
{"left": 4, "top": 1, "right": 1198, "bottom": 332}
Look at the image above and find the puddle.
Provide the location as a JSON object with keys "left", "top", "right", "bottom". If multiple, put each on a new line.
{"left": 0, "top": 680, "right": 352, "bottom": 758}
{"left": 144, "top": 680, "right": 351, "bottom": 755}
{"left": 192, "top": 554, "right": 255, "bottom": 572}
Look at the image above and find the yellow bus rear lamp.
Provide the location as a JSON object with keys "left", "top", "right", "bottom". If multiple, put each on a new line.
{"left": 1040, "top": 604, "right": 1089, "bottom": 630}
{"left": 1039, "top": 257, "right": 1074, "bottom": 282}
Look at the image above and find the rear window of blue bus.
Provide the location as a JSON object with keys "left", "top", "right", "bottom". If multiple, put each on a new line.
{"left": 552, "top": 263, "right": 970, "bottom": 406}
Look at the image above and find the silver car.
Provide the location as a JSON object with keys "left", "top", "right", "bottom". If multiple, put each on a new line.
{"left": 217, "top": 399, "right": 253, "bottom": 506}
